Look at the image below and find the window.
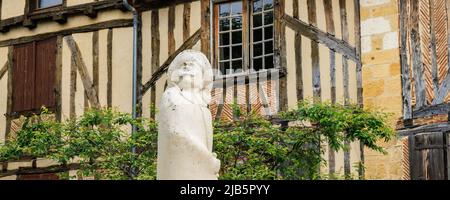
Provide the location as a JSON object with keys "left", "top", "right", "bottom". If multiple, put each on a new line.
{"left": 12, "top": 37, "right": 57, "bottom": 114}
{"left": 251, "top": 0, "right": 274, "bottom": 71}
{"left": 214, "top": 0, "right": 275, "bottom": 76}
{"left": 35, "top": 0, "right": 63, "bottom": 10}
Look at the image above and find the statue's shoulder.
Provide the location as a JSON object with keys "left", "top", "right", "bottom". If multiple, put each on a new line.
{"left": 161, "top": 87, "right": 181, "bottom": 108}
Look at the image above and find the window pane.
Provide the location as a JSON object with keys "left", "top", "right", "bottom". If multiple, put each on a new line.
{"left": 219, "top": 4, "right": 230, "bottom": 17}
{"left": 232, "top": 31, "right": 242, "bottom": 44}
{"left": 265, "top": 56, "right": 274, "bottom": 69}
{"left": 264, "top": 26, "right": 273, "bottom": 40}
{"left": 264, "top": 11, "right": 274, "bottom": 25}
{"left": 219, "top": 19, "right": 230, "bottom": 31}
{"left": 220, "top": 33, "right": 230, "bottom": 46}
{"left": 253, "top": 14, "right": 262, "bottom": 28}
{"left": 220, "top": 62, "right": 229, "bottom": 75}
{"left": 253, "top": 28, "right": 263, "bottom": 42}
{"left": 232, "top": 60, "right": 243, "bottom": 72}
{"left": 263, "top": 0, "right": 274, "bottom": 10}
{"left": 264, "top": 41, "right": 273, "bottom": 54}
{"left": 39, "top": 0, "right": 63, "bottom": 8}
{"left": 232, "top": 17, "right": 242, "bottom": 30}
{"left": 253, "top": 58, "right": 263, "bottom": 71}
{"left": 220, "top": 47, "right": 230, "bottom": 60}
{"left": 231, "top": 2, "right": 242, "bottom": 15}
{"left": 232, "top": 45, "right": 242, "bottom": 59}
{"left": 253, "top": 43, "right": 263, "bottom": 57}
{"left": 253, "top": 0, "right": 263, "bottom": 12}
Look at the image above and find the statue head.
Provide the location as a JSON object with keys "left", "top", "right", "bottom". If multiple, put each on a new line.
{"left": 167, "top": 50, "right": 213, "bottom": 104}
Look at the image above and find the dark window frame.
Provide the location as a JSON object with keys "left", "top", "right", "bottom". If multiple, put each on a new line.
{"left": 29, "top": 0, "right": 66, "bottom": 14}
{"left": 213, "top": 0, "right": 277, "bottom": 77}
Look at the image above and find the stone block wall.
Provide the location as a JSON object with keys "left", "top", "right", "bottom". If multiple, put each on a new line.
{"left": 360, "top": 0, "right": 405, "bottom": 180}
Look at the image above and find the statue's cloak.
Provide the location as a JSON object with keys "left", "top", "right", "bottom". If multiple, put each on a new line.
{"left": 156, "top": 86, "right": 219, "bottom": 180}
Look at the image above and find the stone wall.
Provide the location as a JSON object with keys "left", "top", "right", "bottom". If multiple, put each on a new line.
{"left": 360, "top": 0, "right": 405, "bottom": 180}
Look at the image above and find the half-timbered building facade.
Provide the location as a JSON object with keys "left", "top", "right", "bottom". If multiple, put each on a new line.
{"left": 0, "top": 0, "right": 370, "bottom": 180}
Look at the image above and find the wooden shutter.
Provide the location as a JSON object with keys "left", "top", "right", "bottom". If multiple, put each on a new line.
{"left": 12, "top": 37, "right": 56, "bottom": 113}
{"left": 13, "top": 42, "right": 36, "bottom": 113}
{"left": 410, "top": 132, "right": 449, "bottom": 180}
{"left": 35, "top": 37, "right": 57, "bottom": 110}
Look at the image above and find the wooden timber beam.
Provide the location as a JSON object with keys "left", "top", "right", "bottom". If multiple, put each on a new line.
{"left": 0, "top": 0, "right": 125, "bottom": 32}
{"left": 0, "top": 61, "right": 7, "bottom": 80}
{"left": 284, "top": 14, "right": 359, "bottom": 62}
{"left": 413, "top": 102, "right": 450, "bottom": 119}
{"left": 141, "top": 29, "right": 201, "bottom": 96}
{"left": 65, "top": 36, "right": 101, "bottom": 109}
{"left": 398, "top": 122, "right": 450, "bottom": 137}
{"left": 0, "top": 19, "right": 133, "bottom": 47}
{"left": 0, "top": 163, "right": 80, "bottom": 178}
{"left": 131, "top": 0, "right": 197, "bottom": 11}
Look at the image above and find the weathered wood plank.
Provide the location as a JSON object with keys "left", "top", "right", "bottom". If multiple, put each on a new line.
{"left": 276, "top": 0, "right": 288, "bottom": 111}
{"left": 70, "top": 48, "right": 77, "bottom": 119}
{"left": 413, "top": 102, "right": 450, "bottom": 118}
{"left": 344, "top": 140, "right": 351, "bottom": 178}
{"left": 400, "top": 0, "right": 413, "bottom": 119}
{"left": 107, "top": 29, "right": 113, "bottom": 108}
{"left": 411, "top": 0, "right": 427, "bottom": 109}
{"left": 243, "top": 0, "right": 250, "bottom": 112}
{"left": 215, "top": 80, "right": 226, "bottom": 121}
{"left": 307, "top": 0, "right": 321, "bottom": 103}
{"left": 0, "top": 163, "right": 80, "bottom": 178}
{"left": 324, "top": 0, "right": 336, "bottom": 105}
{"left": 141, "top": 29, "right": 201, "bottom": 95}
{"left": 150, "top": 10, "right": 160, "bottom": 119}
{"left": 0, "top": 61, "right": 7, "bottom": 80}
{"left": 0, "top": 19, "right": 133, "bottom": 47}
{"left": 284, "top": 15, "right": 358, "bottom": 63}
{"left": 324, "top": 0, "right": 337, "bottom": 176}
{"left": 183, "top": 3, "right": 191, "bottom": 42}
{"left": 65, "top": 36, "right": 101, "bottom": 109}
{"left": 136, "top": 13, "right": 143, "bottom": 118}
{"left": 132, "top": 0, "right": 197, "bottom": 11}
{"left": 340, "top": 0, "right": 350, "bottom": 106}
{"left": 93, "top": 31, "right": 100, "bottom": 99}
{"left": 434, "top": 0, "right": 450, "bottom": 105}
{"left": 398, "top": 122, "right": 450, "bottom": 136}
{"left": 339, "top": 0, "right": 351, "bottom": 178}
{"left": 201, "top": 0, "right": 211, "bottom": 59}
{"left": 429, "top": 0, "right": 440, "bottom": 101}
{"left": 294, "top": 0, "right": 303, "bottom": 102}
{"left": 354, "top": 0, "right": 363, "bottom": 108}
{"left": 0, "top": 0, "right": 2, "bottom": 22}
{"left": 5, "top": 47, "right": 13, "bottom": 142}
{"left": 23, "top": 0, "right": 36, "bottom": 29}
{"left": 0, "top": 0, "right": 124, "bottom": 31}
{"left": 55, "top": 36, "right": 63, "bottom": 121}
{"left": 168, "top": 6, "right": 176, "bottom": 55}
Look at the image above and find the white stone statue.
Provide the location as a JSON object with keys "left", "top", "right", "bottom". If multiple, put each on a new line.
{"left": 157, "top": 50, "right": 220, "bottom": 180}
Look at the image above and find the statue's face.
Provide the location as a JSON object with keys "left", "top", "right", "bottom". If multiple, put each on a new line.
{"left": 175, "top": 60, "right": 203, "bottom": 90}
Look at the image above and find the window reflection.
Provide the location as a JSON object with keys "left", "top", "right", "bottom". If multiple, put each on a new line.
{"left": 38, "top": 0, "right": 63, "bottom": 9}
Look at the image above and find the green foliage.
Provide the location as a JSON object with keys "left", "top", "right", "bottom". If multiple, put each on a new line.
{"left": 0, "top": 107, "right": 158, "bottom": 180}
{"left": 215, "top": 101, "right": 394, "bottom": 180}
{"left": 0, "top": 101, "right": 394, "bottom": 180}
{"left": 214, "top": 111, "right": 323, "bottom": 180}
{"left": 281, "top": 101, "right": 394, "bottom": 154}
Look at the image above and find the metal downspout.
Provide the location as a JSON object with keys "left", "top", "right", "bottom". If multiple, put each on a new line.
{"left": 122, "top": 0, "right": 139, "bottom": 179}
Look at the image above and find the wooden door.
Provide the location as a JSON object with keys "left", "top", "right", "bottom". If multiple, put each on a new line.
{"left": 410, "top": 132, "right": 450, "bottom": 180}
